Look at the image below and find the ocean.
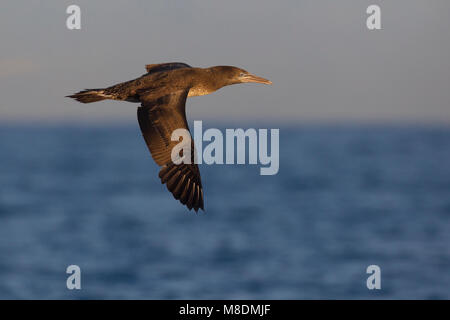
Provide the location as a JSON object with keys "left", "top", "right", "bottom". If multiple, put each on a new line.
{"left": 0, "top": 124, "right": 449, "bottom": 299}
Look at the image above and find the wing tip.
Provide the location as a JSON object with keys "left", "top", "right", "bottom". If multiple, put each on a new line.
{"left": 160, "top": 164, "right": 205, "bottom": 213}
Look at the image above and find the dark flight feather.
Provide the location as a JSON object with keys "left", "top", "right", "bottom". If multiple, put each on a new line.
{"left": 137, "top": 89, "right": 204, "bottom": 212}
{"left": 145, "top": 62, "right": 192, "bottom": 74}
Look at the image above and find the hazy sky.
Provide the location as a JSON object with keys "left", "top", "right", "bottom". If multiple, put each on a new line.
{"left": 1, "top": 0, "right": 449, "bottom": 124}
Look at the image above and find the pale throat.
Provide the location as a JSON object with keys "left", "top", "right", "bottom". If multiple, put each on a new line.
{"left": 187, "top": 70, "right": 221, "bottom": 97}
{"left": 188, "top": 84, "right": 214, "bottom": 97}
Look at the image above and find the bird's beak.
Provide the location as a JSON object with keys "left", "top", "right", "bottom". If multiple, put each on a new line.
{"left": 241, "top": 73, "right": 272, "bottom": 85}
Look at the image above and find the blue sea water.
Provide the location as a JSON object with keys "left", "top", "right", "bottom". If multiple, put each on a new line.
{"left": 0, "top": 124, "right": 449, "bottom": 299}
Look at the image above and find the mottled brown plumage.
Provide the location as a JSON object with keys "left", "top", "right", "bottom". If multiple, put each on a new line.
{"left": 67, "top": 62, "right": 271, "bottom": 212}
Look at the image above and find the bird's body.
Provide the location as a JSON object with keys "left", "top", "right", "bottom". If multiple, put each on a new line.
{"left": 105, "top": 67, "right": 215, "bottom": 100}
{"left": 67, "top": 63, "right": 271, "bottom": 212}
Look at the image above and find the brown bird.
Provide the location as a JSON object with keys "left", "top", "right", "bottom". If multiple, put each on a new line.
{"left": 67, "top": 63, "right": 272, "bottom": 212}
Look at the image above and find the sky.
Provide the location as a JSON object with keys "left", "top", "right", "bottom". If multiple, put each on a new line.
{"left": 0, "top": 0, "right": 449, "bottom": 125}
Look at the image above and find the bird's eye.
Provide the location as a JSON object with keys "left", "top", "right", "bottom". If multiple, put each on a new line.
{"left": 239, "top": 72, "right": 246, "bottom": 77}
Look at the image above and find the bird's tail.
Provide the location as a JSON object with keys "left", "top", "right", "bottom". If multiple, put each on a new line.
{"left": 66, "top": 88, "right": 112, "bottom": 103}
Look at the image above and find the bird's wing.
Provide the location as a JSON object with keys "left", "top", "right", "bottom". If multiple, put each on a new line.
{"left": 145, "top": 62, "right": 192, "bottom": 74}
{"left": 137, "top": 90, "right": 204, "bottom": 211}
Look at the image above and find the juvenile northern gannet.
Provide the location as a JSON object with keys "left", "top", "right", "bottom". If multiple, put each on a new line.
{"left": 67, "top": 63, "right": 271, "bottom": 211}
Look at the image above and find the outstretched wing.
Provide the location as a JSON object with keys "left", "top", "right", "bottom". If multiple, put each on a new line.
{"left": 145, "top": 62, "right": 192, "bottom": 74}
{"left": 137, "top": 90, "right": 204, "bottom": 212}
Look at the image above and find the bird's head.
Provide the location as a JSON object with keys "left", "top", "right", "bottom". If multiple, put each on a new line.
{"left": 210, "top": 66, "right": 272, "bottom": 87}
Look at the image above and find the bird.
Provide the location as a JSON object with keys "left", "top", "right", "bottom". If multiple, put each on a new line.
{"left": 67, "top": 62, "right": 272, "bottom": 212}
